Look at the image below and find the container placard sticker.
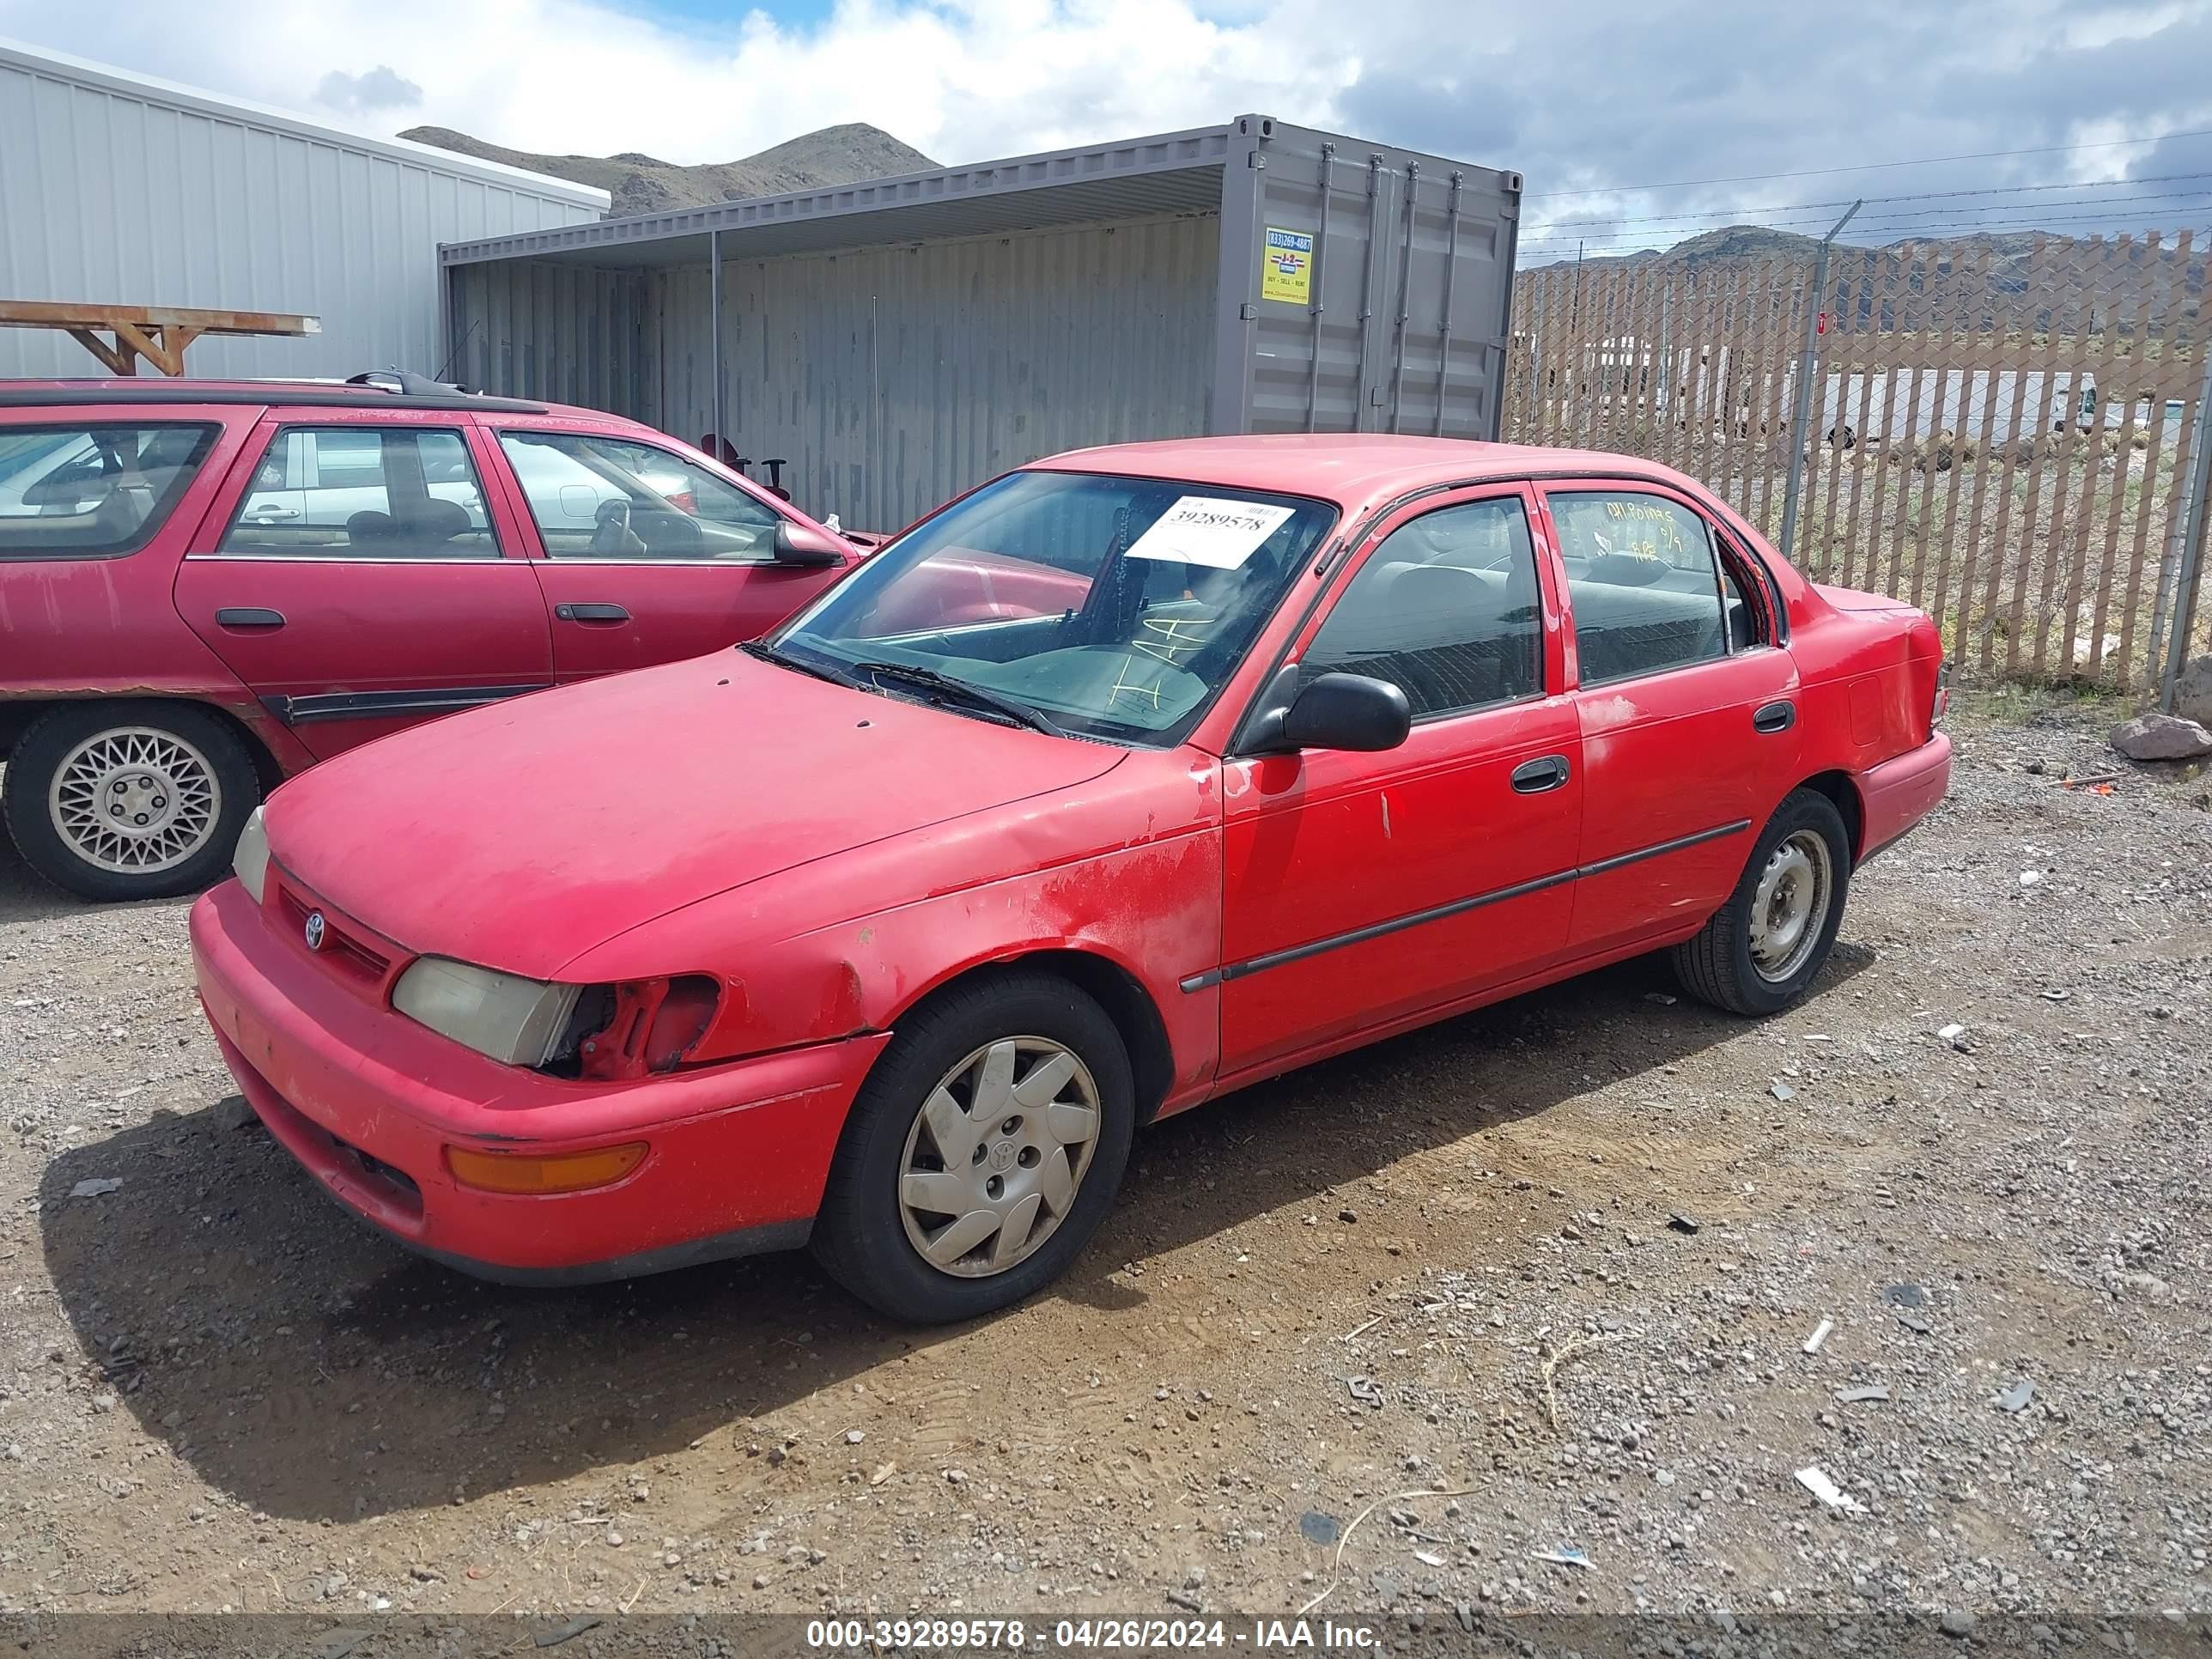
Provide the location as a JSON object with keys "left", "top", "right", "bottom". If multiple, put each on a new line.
{"left": 1125, "top": 496, "right": 1297, "bottom": 569}
{"left": 1261, "top": 227, "right": 1314, "bottom": 305}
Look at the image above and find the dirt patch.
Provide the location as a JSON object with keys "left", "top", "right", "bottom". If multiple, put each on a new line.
{"left": 0, "top": 698, "right": 2206, "bottom": 1625}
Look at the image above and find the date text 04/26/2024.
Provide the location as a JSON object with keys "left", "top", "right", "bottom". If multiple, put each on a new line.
{"left": 804, "top": 1619, "right": 1380, "bottom": 1650}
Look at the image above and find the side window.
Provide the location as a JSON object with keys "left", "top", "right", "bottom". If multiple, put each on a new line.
{"left": 0, "top": 423, "right": 216, "bottom": 562}
{"left": 1547, "top": 490, "right": 1729, "bottom": 684}
{"left": 218, "top": 427, "right": 497, "bottom": 559}
{"left": 1302, "top": 496, "right": 1542, "bottom": 720}
{"left": 498, "top": 431, "right": 781, "bottom": 562}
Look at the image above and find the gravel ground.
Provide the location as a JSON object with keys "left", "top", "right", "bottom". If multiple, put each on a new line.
{"left": 0, "top": 690, "right": 2206, "bottom": 1639}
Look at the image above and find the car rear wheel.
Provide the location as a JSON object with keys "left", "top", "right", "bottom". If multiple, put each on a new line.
{"left": 811, "top": 970, "right": 1134, "bottom": 1323}
{"left": 3, "top": 702, "right": 260, "bottom": 902}
{"left": 1673, "top": 788, "right": 1851, "bottom": 1016}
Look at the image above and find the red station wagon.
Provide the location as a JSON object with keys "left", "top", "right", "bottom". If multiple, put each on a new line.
{"left": 190, "top": 435, "right": 1953, "bottom": 1322}
{"left": 0, "top": 374, "right": 857, "bottom": 901}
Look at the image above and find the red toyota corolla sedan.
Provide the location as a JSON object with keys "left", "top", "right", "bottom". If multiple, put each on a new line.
{"left": 190, "top": 436, "right": 1951, "bottom": 1322}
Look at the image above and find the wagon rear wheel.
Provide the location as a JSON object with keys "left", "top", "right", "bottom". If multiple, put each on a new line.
{"left": 3, "top": 702, "right": 260, "bottom": 902}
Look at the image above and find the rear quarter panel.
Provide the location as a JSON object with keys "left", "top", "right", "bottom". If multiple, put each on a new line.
{"left": 0, "top": 404, "right": 310, "bottom": 768}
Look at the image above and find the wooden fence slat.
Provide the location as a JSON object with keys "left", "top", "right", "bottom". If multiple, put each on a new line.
{"left": 2116, "top": 231, "right": 2194, "bottom": 689}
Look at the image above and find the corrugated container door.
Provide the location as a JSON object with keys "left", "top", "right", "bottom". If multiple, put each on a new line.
{"left": 1220, "top": 119, "right": 1520, "bottom": 441}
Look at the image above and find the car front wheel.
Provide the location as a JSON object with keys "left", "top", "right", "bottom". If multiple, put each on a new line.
{"left": 811, "top": 971, "right": 1135, "bottom": 1323}
{"left": 3, "top": 702, "right": 260, "bottom": 902}
{"left": 1673, "top": 787, "right": 1851, "bottom": 1016}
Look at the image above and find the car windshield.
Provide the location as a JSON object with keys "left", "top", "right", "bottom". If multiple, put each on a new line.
{"left": 770, "top": 470, "right": 1335, "bottom": 745}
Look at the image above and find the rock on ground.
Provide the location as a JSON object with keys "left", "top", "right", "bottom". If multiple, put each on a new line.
{"left": 2109, "top": 710, "right": 2212, "bottom": 761}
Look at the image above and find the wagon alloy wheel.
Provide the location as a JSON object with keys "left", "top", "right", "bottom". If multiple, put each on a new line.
{"left": 1746, "top": 830, "right": 1833, "bottom": 983}
{"left": 897, "top": 1036, "right": 1103, "bottom": 1278}
{"left": 48, "top": 726, "right": 222, "bottom": 874}
{"left": 3, "top": 701, "right": 260, "bottom": 902}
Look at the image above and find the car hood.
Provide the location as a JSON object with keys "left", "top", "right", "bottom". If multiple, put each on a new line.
{"left": 264, "top": 652, "right": 1126, "bottom": 979}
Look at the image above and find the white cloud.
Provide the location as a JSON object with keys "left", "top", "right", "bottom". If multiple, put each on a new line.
{"left": 4, "top": 0, "right": 2208, "bottom": 253}
{"left": 0, "top": 0, "right": 1355, "bottom": 167}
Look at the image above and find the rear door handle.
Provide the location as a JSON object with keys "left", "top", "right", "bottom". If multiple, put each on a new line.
{"left": 1753, "top": 700, "right": 1797, "bottom": 734}
{"left": 214, "top": 607, "right": 286, "bottom": 629}
{"left": 554, "top": 602, "right": 630, "bottom": 623}
{"left": 1510, "top": 754, "right": 1572, "bottom": 794}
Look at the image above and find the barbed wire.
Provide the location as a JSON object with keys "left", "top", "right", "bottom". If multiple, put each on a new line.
{"left": 1531, "top": 172, "right": 2212, "bottom": 232}
{"left": 1528, "top": 125, "right": 2212, "bottom": 199}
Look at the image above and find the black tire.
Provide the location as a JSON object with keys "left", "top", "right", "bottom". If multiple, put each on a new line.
{"left": 811, "top": 969, "right": 1136, "bottom": 1323}
{"left": 2, "top": 701, "right": 261, "bottom": 902}
{"left": 1674, "top": 788, "right": 1852, "bottom": 1017}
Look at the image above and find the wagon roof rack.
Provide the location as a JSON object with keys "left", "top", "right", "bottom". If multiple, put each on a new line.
{"left": 0, "top": 372, "right": 551, "bottom": 415}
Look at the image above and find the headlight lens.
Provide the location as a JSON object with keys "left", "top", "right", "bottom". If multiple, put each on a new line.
{"left": 391, "top": 957, "right": 583, "bottom": 1067}
{"left": 233, "top": 805, "right": 270, "bottom": 903}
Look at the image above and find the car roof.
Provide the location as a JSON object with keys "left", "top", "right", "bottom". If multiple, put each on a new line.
{"left": 0, "top": 378, "right": 557, "bottom": 416}
{"left": 1027, "top": 433, "right": 1700, "bottom": 510}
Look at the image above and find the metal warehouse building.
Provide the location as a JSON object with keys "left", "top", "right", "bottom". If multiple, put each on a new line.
{"left": 441, "top": 116, "right": 1520, "bottom": 532}
{"left": 0, "top": 39, "right": 607, "bottom": 380}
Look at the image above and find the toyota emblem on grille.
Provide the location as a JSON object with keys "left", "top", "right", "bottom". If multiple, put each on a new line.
{"left": 303, "top": 910, "right": 327, "bottom": 951}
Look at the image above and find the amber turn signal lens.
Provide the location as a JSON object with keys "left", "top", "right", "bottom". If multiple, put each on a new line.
{"left": 446, "top": 1141, "right": 648, "bottom": 1194}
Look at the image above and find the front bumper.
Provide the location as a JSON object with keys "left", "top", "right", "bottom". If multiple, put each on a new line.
{"left": 190, "top": 878, "right": 888, "bottom": 1284}
{"left": 1856, "top": 731, "right": 1953, "bottom": 863}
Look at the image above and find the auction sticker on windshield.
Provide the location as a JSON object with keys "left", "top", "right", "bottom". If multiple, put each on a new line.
{"left": 1125, "top": 496, "right": 1297, "bottom": 569}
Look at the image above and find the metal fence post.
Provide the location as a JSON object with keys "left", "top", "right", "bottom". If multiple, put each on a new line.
{"left": 1778, "top": 202, "right": 1861, "bottom": 563}
{"left": 2159, "top": 341, "right": 2212, "bottom": 710}
{"left": 707, "top": 228, "right": 725, "bottom": 460}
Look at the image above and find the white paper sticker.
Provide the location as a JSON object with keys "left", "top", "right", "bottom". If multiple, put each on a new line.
{"left": 1124, "top": 496, "right": 1297, "bottom": 570}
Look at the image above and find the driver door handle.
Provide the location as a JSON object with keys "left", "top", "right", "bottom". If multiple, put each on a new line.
{"left": 554, "top": 602, "right": 630, "bottom": 623}
{"left": 1510, "top": 754, "right": 1571, "bottom": 794}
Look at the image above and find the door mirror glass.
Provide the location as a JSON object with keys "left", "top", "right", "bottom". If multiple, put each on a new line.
{"left": 1275, "top": 672, "right": 1413, "bottom": 753}
{"left": 774, "top": 520, "right": 847, "bottom": 567}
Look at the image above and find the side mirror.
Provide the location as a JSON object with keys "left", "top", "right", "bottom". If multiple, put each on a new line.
{"left": 773, "top": 520, "right": 846, "bottom": 567}
{"left": 1246, "top": 672, "right": 1412, "bottom": 754}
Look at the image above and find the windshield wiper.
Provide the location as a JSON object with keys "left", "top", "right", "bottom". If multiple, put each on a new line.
{"left": 851, "top": 659, "right": 1066, "bottom": 738}
{"left": 738, "top": 638, "right": 855, "bottom": 688}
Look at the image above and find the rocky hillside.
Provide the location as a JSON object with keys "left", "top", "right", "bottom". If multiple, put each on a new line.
{"left": 1534, "top": 223, "right": 2204, "bottom": 327}
{"left": 399, "top": 123, "right": 939, "bottom": 218}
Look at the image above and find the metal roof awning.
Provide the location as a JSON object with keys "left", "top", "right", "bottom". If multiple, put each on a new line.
{"left": 438, "top": 123, "right": 1240, "bottom": 270}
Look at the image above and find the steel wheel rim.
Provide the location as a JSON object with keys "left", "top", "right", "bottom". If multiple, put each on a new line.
{"left": 1747, "top": 829, "right": 1832, "bottom": 983}
{"left": 897, "top": 1036, "right": 1103, "bottom": 1279}
{"left": 47, "top": 726, "right": 222, "bottom": 875}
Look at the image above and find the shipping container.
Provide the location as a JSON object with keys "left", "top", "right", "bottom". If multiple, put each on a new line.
{"left": 0, "top": 38, "right": 608, "bottom": 380}
{"left": 441, "top": 116, "right": 1521, "bottom": 532}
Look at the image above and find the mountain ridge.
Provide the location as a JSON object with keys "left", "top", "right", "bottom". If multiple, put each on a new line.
{"left": 398, "top": 123, "right": 940, "bottom": 219}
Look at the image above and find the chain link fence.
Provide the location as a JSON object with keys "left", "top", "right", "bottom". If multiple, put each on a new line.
{"left": 1502, "top": 231, "right": 2211, "bottom": 699}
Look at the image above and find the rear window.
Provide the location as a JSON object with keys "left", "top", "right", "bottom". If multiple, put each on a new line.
{"left": 0, "top": 423, "right": 217, "bottom": 561}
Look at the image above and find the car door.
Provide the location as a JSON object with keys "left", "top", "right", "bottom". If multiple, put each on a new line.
{"left": 488, "top": 425, "right": 855, "bottom": 681}
{"left": 172, "top": 413, "right": 552, "bottom": 760}
{"left": 1537, "top": 480, "right": 1801, "bottom": 955}
{"left": 1214, "top": 486, "right": 1583, "bottom": 1080}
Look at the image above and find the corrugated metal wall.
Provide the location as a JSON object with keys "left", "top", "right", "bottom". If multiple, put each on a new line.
{"left": 453, "top": 214, "right": 1218, "bottom": 532}
{"left": 0, "top": 46, "right": 603, "bottom": 380}
{"left": 447, "top": 260, "right": 653, "bottom": 415}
